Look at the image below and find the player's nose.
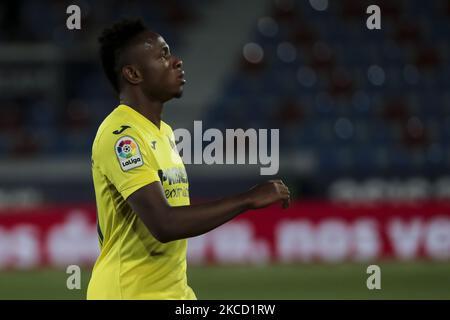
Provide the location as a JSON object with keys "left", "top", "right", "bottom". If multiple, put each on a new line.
{"left": 173, "top": 56, "right": 183, "bottom": 69}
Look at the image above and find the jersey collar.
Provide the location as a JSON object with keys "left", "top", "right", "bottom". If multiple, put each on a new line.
{"left": 116, "top": 104, "right": 165, "bottom": 135}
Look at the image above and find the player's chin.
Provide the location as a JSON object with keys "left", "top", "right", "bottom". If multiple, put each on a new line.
{"left": 173, "top": 86, "right": 184, "bottom": 99}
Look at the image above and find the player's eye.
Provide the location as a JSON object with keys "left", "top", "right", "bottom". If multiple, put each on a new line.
{"left": 162, "top": 47, "right": 170, "bottom": 58}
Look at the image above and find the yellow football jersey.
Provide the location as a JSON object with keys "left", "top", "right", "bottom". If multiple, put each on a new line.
{"left": 87, "top": 104, "right": 196, "bottom": 300}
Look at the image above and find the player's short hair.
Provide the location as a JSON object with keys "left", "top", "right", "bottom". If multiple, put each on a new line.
{"left": 98, "top": 18, "right": 147, "bottom": 93}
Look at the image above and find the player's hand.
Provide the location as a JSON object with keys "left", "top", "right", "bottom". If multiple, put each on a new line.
{"left": 245, "top": 180, "right": 291, "bottom": 209}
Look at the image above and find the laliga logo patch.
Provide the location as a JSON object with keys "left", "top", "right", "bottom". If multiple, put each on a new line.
{"left": 117, "top": 139, "right": 136, "bottom": 158}
{"left": 115, "top": 136, "right": 143, "bottom": 171}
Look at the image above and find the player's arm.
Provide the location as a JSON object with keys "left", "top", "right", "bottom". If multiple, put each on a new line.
{"left": 127, "top": 180, "right": 290, "bottom": 243}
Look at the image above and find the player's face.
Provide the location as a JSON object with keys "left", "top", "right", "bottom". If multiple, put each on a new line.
{"left": 135, "top": 31, "right": 185, "bottom": 102}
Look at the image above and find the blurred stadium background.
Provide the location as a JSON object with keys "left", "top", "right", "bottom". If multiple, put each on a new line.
{"left": 0, "top": 0, "right": 449, "bottom": 299}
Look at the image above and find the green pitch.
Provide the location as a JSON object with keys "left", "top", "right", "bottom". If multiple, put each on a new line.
{"left": 0, "top": 261, "right": 449, "bottom": 299}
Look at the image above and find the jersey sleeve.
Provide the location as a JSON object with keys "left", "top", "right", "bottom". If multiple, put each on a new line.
{"left": 95, "top": 128, "right": 160, "bottom": 200}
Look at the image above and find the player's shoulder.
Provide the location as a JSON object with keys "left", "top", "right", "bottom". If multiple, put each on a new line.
{"left": 160, "top": 120, "right": 175, "bottom": 136}
{"left": 92, "top": 121, "right": 147, "bottom": 172}
{"left": 93, "top": 107, "right": 143, "bottom": 154}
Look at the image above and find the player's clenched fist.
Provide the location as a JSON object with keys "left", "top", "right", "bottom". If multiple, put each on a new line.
{"left": 245, "top": 180, "right": 291, "bottom": 209}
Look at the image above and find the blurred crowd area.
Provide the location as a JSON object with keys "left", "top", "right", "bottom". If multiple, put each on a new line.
{"left": 207, "top": 0, "right": 449, "bottom": 178}
{"left": 0, "top": 0, "right": 199, "bottom": 44}
{"left": 0, "top": 0, "right": 449, "bottom": 202}
{"left": 0, "top": 0, "right": 204, "bottom": 156}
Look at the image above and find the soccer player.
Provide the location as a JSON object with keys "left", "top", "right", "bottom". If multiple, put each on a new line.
{"left": 87, "top": 18, "right": 290, "bottom": 300}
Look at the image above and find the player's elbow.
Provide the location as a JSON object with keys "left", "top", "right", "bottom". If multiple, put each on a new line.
{"left": 146, "top": 216, "right": 175, "bottom": 244}
{"left": 156, "top": 234, "right": 172, "bottom": 244}
{"left": 132, "top": 204, "right": 175, "bottom": 243}
{"left": 151, "top": 227, "right": 172, "bottom": 243}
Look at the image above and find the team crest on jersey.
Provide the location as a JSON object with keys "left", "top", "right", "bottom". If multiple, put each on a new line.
{"left": 115, "top": 136, "right": 143, "bottom": 171}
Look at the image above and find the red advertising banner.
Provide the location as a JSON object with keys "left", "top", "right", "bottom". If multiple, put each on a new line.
{"left": 0, "top": 204, "right": 98, "bottom": 269}
{"left": 0, "top": 201, "right": 449, "bottom": 269}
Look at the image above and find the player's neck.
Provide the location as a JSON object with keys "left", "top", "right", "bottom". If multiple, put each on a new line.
{"left": 120, "top": 92, "right": 163, "bottom": 129}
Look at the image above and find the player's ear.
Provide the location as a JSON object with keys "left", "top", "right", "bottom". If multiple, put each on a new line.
{"left": 122, "top": 65, "right": 142, "bottom": 85}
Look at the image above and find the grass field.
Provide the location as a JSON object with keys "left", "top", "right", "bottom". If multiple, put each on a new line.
{"left": 0, "top": 262, "right": 449, "bottom": 300}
